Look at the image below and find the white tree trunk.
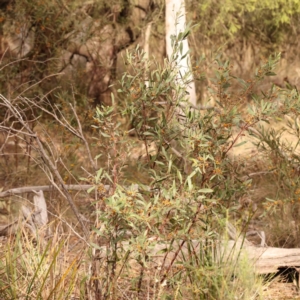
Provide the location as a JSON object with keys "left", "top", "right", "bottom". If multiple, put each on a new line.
{"left": 165, "top": 0, "right": 197, "bottom": 106}
{"left": 143, "top": 22, "right": 152, "bottom": 88}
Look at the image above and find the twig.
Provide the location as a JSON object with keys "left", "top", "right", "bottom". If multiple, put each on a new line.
{"left": 0, "top": 94, "right": 90, "bottom": 238}
{"left": 15, "top": 73, "right": 63, "bottom": 99}
{"left": 0, "top": 184, "right": 109, "bottom": 198}
{"left": 246, "top": 170, "right": 275, "bottom": 178}
{"left": 47, "top": 210, "right": 90, "bottom": 246}
{"left": 69, "top": 97, "right": 97, "bottom": 170}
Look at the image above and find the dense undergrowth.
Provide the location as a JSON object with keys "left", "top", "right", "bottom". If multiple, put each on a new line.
{"left": 1, "top": 13, "right": 300, "bottom": 300}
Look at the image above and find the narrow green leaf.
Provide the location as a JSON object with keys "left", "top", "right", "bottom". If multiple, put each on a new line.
{"left": 100, "top": 132, "right": 110, "bottom": 138}
{"left": 177, "top": 169, "right": 183, "bottom": 184}
{"left": 233, "top": 141, "right": 247, "bottom": 147}
{"left": 87, "top": 186, "right": 95, "bottom": 193}
{"left": 265, "top": 72, "right": 276, "bottom": 76}
{"left": 198, "top": 188, "right": 213, "bottom": 193}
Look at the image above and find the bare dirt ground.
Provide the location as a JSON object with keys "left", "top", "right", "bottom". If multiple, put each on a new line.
{"left": 264, "top": 281, "right": 300, "bottom": 300}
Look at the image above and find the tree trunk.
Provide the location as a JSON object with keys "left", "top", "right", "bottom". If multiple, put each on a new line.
{"left": 165, "top": 0, "right": 197, "bottom": 106}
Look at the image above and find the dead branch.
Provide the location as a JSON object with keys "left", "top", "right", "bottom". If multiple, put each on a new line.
{"left": 23, "top": 95, "right": 97, "bottom": 171}
{"left": 0, "top": 94, "right": 90, "bottom": 239}
{"left": 0, "top": 184, "right": 109, "bottom": 198}
{"left": 70, "top": 90, "right": 97, "bottom": 170}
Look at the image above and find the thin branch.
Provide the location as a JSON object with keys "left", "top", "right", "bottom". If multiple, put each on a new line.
{"left": 24, "top": 95, "right": 97, "bottom": 171}
{"left": 69, "top": 93, "right": 97, "bottom": 170}
{"left": 15, "top": 73, "right": 63, "bottom": 99}
{"left": 0, "top": 184, "right": 109, "bottom": 198}
{"left": 0, "top": 94, "right": 90, "bottom": 238}
{"left": 47, "top": 210, "right": 90, "bottom": 246}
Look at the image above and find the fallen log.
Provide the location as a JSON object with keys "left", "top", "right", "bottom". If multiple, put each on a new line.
{"left": 245, "top": 245, "right": 300, "bottom": 274}
{"left": 92, "top": 224, "right": 300, "bottom": 276}
{"left": 225, "top": 222, "right": 300, "bottom": 274}
{"left": 93, "top": 239, "right": 300, "bottom": 276}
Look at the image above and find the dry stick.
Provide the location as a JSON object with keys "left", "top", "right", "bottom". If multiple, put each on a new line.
{"left": 69, "top": 100, "right": 97, "bottom": 171}
{"left": 24, "top": 97, "right": 81, "bottom": 139}
{"left": 0, "top": 184, "right": 107, "bottom": 198}
{"left": 59, "top": 157, "right": 83, "bottom": 188}
{"left": 47, "top": 210, "right": 91, "bottom": 246}
{"left": 0, "top": 125, "right": 36, "bottom": 136}
{"left": 223, "top": 121, "right": 257, "bottom": 156}
{"left": 244, "top": 170, "right": 275, "bottom": 179}
{"left": 15, "top": 73, "right": 63, "bottom": 99}
{"left": 26, "top": 95, "right": 96, "bottom": 171}
{"left": 37, "top": 140, "right": 91, "bottom": 238}
{"left": 0, "top": 57, "right": 28, "bottom": 71}
{"left": 1, "top": 95, "right": 90, "bottom": 238}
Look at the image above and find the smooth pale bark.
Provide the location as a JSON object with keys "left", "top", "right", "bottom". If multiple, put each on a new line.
{"left": 143, "top": 22, "right": 152, "bottom": 62}
{"left": 33, "top": 190, "right": 48, "bottom": 228}
{"left": 143, "top": 22, "right": 152, "bottom": 88}
{"left": 165, "top": 0, "right": 197, "bottom": 106}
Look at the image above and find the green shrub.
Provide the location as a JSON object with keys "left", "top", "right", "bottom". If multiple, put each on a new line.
{"left": 85, "top": 27, "right": 275, "bottom": 299}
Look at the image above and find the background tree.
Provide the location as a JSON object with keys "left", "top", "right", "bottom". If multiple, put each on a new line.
{"left": 165, "top": 0, "right": 197, "bottom": 106}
